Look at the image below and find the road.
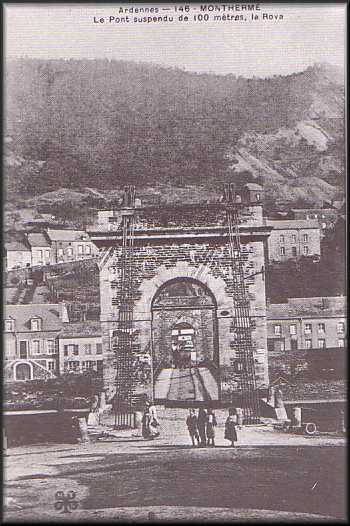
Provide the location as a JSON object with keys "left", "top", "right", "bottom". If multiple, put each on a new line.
{"left": 4, "top": 410, "right": 346, "bottom": 522}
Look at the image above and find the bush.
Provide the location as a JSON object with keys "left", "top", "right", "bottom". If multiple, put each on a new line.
{"left": 4, "top": 371, "right": 103, "bottom": 408}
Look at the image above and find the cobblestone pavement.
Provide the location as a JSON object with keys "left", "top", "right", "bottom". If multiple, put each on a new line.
{"left": 4, "top": 408, "right": 346, "bottom": 523}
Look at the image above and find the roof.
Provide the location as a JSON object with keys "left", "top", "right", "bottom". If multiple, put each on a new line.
{"left": 46, "top": 229, "right": 90, "bottom": 242}
{"left": 244, "top": 183, "right": 263, "bottom": 191}
{"left": 3, "top": 304, "right": 67, "bottom": 332}
{"left": 27, "top": 232, "right": 51, "bottom": 248}
{"left": 267, "top": 296, "right": 346, "bottom": 319}
{"left": 266, "top": 219, "right": 319, "bottom": 230}
{"left": 59, "top": 321, "right": 102, "bottom": 338}
{"left": 5, "top": 241, "right": 30, "bottom": 252}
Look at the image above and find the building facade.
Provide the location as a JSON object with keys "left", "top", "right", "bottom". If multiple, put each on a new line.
{"left": 90, "top": 184, "right": 271, "bottom": 406}
{"left": 5, "top": 241, "right": 32, "bottom": 270}
{"left": 26, "top": 232, "right": 52, "bottom": 266}
{"left": 3, "top": 303, "right": 69, "bottom": 382}
{"left": 58, "top": 322, "right": 103, "bottom": 374}
{"left": 266, "top": 219, "right": 321, "bottom": 262}
{"left": 47, "top": 228, "right": 99, "bottom": 263}
{"left": 267, "top": 297, "right": 346, "bottom": 353}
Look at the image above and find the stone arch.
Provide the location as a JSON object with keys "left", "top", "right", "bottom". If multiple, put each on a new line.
{"left": 14, "top": 361, "right": 33, "bottom": 381}
{"left": 134, "top": 261, "right": 231, "bottom": 319}
{"left": 151, "top": 276, "right": 217, "bottom": 309}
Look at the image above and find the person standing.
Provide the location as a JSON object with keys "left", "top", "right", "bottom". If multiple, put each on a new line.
{"left": 206, "top": 408, "right": 217, "bottom": 447}
{"left": 186, "top": 409, "right": 200, "bottom": 446}
{"left": 197, "top": 408, "right": 208, "bottom": 447}
{"left": 142, "top": 401, "right": 160, "bottom": 439}
{"left": 224, "top": 408, "right": 238, "bottom": 447}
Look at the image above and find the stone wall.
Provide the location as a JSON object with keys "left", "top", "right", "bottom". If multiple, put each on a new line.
{"left": 100, "top": 234, "right": 269, "bottom": 398}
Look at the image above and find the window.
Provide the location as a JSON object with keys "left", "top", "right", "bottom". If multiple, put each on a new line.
{"left": 318, "top": 339, "right": 326, "bottom": 349}
{"left": 96, "top": 343, "right": 103, "bottom": 354}
{"left": 32, "top": 340, "right": 41, "bottom": 354}
{"left": 338, "top": 339, "right": 345, "bottom": 348}
{"left": 31, "top": 318, "right": 42, "bottom": 331}
{"left": 65, "top": 344, "right": 79, "bottom": 356}
{"left": 45, "top": 250, "right": 50, "bottom": 260}
{"left": 58, "top": 248, "right": 64, "bottom": 259}
{"left": 303, "top": 246, "right": 309, "bottom": 255}
{"left": 20, "top": 341, "right": 28, "bottom": 359}
{"left": 337, "top": 322, "right": 345, "bottom": 333}
{"left": 304, "top": 324, "right": 312, "bottom": 334}
{"left": 322, "top": 223, "right": 327, "bottom": 229}
{"left": 274, "top": 325, "right": 281, "bottom": 336}
{"left": 4, "top": 319, "right": 14, "bottom": 332}
{"left": 279, "top": 235, "right": 285, "bottom": 243}
{"left": 289, "top": 325, "right": 297, "bottom": 335}
{"left": 37, "top": 250, "right": 43, "bottom": 260}
{"left": 305, "top": 339, "right": 312, "bottom": 349}
{"left": 84, "top": 344, "right": 92, "bottom": 355}
{"left": 85, "top": 360, "right": 96, "bottom": 369}
{"left": 291, "top": 247, "right": 297, "bottom": 257}
{"left": 314, "top": 214, "right": 318, "bottom": 219}
{"left": 279, "top": 340, "right": 285, "bottom": 352}
{"left": 97, "top": 360, "right": 103, "bottom": 372}
{"left": 292, "top": 234, "right": 297, "bottom": 243}
{"left": 280, "top": 247, "right": 285, "bottom": 256}
{"left": 78, "top": 244, "right": 84, "bottom": 255}
{"left": 318, "top": 323, "right": 325, "bottom": 333}
{"left": 67, "top": 247, "right": 73, "bottom": 256}
{"left": 47, "top": 360, "right": 55, "bottom": 372}
{"left": 306, "top": 214, "right": 309, "bottom": 220}
{"left": 71, "top": 345, "right": 79, "bottom": 356}
{"left": 85, "top": 245, "right": 91, "bottom": 255}
{"left": 321, "top": 214, "right": 325, "bottom": 219}
{"left": 303, "top": 234, "right": 308, "bottom": 243}
{"left": 47, "top": 340, "right": 55, "bottom": 354}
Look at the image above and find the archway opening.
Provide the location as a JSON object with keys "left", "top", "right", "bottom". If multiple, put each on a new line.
{"left": 151, "top": 277, "right": 220, "bottom": 402}
{"left": 15, "top": 362, "right": 32, "bottom": 381}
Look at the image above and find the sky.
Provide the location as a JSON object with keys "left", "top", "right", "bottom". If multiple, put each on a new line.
{"left": 4, "top": 3, "right": 346, "bottom": 77}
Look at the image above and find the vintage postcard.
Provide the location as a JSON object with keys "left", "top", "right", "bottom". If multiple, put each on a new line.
{"left": 3, "top": 2, "right": 347, "bottom": 523}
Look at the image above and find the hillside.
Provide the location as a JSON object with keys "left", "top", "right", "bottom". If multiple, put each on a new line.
{"left": 4, "top": 59, "right": 345, "bottom": 217}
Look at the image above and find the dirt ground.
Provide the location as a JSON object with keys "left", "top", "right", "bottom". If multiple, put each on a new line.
{"left": 3, "top": 409, "right": 346, "bottom": 523}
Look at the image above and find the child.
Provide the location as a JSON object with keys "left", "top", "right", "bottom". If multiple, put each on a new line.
{"left": 186, "top": 409, "right": 200, "bottom": 446}
{"left": 206, "top": 408, "right": 217, "bottom": 447}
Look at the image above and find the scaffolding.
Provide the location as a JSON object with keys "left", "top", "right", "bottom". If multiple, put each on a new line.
{"left": 112, "top": 185, "right": 136, "bottom": 428}
{"left": 112, "top": 184, "right": 260, "bottom": 424}
{"left": 224, "top": 183, "right": 260, "bottom": 424}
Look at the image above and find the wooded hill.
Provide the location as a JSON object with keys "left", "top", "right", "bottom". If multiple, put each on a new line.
{"left": 5, "top": 59, "right": 345, "bottom": 210}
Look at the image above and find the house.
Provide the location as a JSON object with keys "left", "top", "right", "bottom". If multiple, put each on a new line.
{"left": 265, "top": 219, "right": 320, "bottom": 262}
{"left": 26, "top": 232, "right": 52, "bottom": 266}
{"left": 58, "top": 321, "right": 103, "bottom": 374}
{"left": 46, "top": 228, "right": 98, "bottom": 263}
{"left": 3, "top": 303, "right": 69, "bottom": 382}
{"left": 5, "top": 240, "right": 32, "bottom": 270}
{"left": 291, "top": 207, "right": 339, "bottom": 237}
{"left": 267, "top": 296, "right": 346, "bottom": 353}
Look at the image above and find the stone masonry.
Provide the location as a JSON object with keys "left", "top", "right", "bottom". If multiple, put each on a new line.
{"left": 90, "top": 185, "right": 272, "bottom": 402}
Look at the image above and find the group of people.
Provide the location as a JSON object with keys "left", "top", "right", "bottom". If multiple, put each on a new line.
{"left": 141, "top": 402, "right": 240, "bottom": 447}
{"left": 186, "top": 407, "right": 239, "bottom": 447}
